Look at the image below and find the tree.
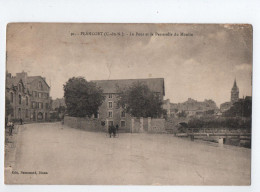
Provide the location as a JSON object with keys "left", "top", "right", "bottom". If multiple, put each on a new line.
{"left": 63, "top": 77, "right": 105, "bottom": 117}
{"left": 117, "top": 82, "right": 165, "bottom": 118}
{"left": 5, "top": 96, "right": 13, "bottom": 118}
{"left": 223, "top": 98, "right": 252, "bottom": 117}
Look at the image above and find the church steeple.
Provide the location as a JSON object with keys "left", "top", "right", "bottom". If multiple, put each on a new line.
{"left": 231, "top": 78, "right": 239, "bottom": 103}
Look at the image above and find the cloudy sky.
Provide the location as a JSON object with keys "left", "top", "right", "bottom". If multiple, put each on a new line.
{"left": 6, "top": 23, "right": 252, "bottom": 106}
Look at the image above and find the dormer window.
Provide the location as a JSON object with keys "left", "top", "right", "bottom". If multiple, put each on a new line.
{"left": 108, "top": 101, "right": 113, "bottom": 109}
{"left": 108, "top": 93, "right": 113, "bottom": 99}
{"left": 121, "top": 111, "right": 126, "bottom": 118}
{"left": 38, "top": 81, "right": 43, "bottom": 90}
{"left": 18, "top": 83, "right": 22, "bottom": 92}
{"left": 26, "top": 96, "right": 29, "bottom": 105}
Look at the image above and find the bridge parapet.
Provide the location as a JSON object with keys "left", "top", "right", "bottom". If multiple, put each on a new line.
{"left": 185, "top": 127, "right": 251, "bottom": 134}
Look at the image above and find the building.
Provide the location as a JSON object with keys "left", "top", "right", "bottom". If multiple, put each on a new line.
{"left": 219, "top": 102, "right": 232, "bottom": 112}
{"left": 220, "top": 79, "right": 240, "bottom": 112}
{"left": 170, "top": 98, "right": 218, "bottom": 117}
{"left": 6, "top": 71, "right": 51, "bottom": 122}
{"left": 50, "top": 98, "right": 66, "bottom": 120}
{"left": 51, "top": 98, "right": 66, "bottom": 110}
{"left": 91, "top": 78, "right": 165, "bottom": 130}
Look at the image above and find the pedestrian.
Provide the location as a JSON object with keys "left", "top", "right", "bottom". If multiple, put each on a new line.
{"left": 20, "top": 118, "right": 23, "bottom": 125}
{"left": 7, "top": 121, "right": 14, "bottom": 136}
{"left": 112, "top": 125, "right": 116, "bottom": 138}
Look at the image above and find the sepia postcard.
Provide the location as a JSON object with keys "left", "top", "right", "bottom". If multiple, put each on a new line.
{"left": 4, "top": 23, "right": 252, "bottom": 185}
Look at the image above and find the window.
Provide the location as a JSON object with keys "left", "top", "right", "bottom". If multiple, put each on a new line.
{"left": 33, "top": 91, "right": 37, "bottom": 98}
{"left": 18, "top": 83, "right": 22, "bottom": 91}
{"left": 10, "top": 92, "right": 13, "bottom": 103}
{"left": 39, "top": 102, "right": 43, "bottom": 109}
{"left": 32, "top": 102, "right": 36, "bottom": 109}
{"left": 38, "top": 92, "right": 42, "bottom": 98}
{"left": 45, "top": 103, "right": 49, "bottom": 109}
{"left": 108, "top": 101, "right": 113, "bottom": 109}
{"left": 121, "top": 111, "right": 125, "bottom": 118}
{"left": 108, "top": 121, "right": 113, "bottom": 126}
{"left": 26, "top": 96, "right": 28, "bottom": 105}
{"left": 121, "top": 120, "right": 126, "bottom": 127}
{"left": 26, "top": 109, "right": 29, "bottom": 118}
{"left": 19, "top": 94, "right": 22, "bottom": 105}
{"left": 43, "top": 93, "right": 48, "bottom": 99}
{"left": 108, "top": 93, "right": 113, "bottom": 98}
{"left": 37, "top": 112, "right": 43, "bottom": 120}
{"left": 18, "top": 108, "right": 21, "bottom": 118}
{"left": 38, "top": 81, "right": 43, "bottom": 90}
{"left": 108, "top": 111, "right": 113, "bottom": 118}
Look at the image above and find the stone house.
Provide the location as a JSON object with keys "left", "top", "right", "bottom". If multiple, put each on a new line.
{"left": 6, "top": 71, "right": 51, "bottom": 122}
{"left": 91, "top": 78, "right": 165, "bottom": 131}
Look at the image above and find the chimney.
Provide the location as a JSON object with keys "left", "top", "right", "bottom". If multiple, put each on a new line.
{"left": 16, "top": 71, "right": 28, "bottom": 87}
{"left": 16, "top": 71, "right": 27, "bottom": 79}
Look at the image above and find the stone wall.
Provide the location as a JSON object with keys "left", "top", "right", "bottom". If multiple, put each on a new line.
{"left": 64, "top": 116, "right": 106, "bottom": 132}
{"left": 148, "top": 118, "right": 165, "bottom": 133}
{"left": 131, "top": 117, "right": 165, "bottom": 133}
{"left": 64, "top": 116, "right": 165, "bottom": 133}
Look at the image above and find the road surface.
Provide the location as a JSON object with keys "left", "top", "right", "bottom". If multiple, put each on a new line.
{"left": 5, "top": 122, "right": 251, "bottom": 185}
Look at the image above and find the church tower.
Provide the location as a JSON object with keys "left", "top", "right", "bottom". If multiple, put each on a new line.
{"left": 231, "top": 79, "right": 239, "bottom": 103}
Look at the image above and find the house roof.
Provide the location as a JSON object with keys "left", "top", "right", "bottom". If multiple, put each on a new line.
{"left": 92, "top": 78, "right": 165, "bottom": 95}
{"left": 27, "top": 76, "right": 50, "bottom": 88}
{"left": 6, "top": 75, "right": 50, "bottom": 91}
{"left": 6, "top": 77, "right": 23, "bottom": 89}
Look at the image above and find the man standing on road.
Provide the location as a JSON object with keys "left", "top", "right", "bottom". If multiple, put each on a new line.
{"left": 20, "top": 118, "right": 23, "bottom": 125}
{"left": 7, "top": 121, "right": 14, "bottom": 136}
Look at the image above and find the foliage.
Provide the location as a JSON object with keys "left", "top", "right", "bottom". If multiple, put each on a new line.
{"left": 5, "top": 96, "right": 13, "bottom": 117}
{"left": 55, "top": 106, "right": 66, "bottom": 114}
{"left": 223, "top": 99, "right": 252, "bottom": 117}
{"left": 187, "top": 116, "right": 251, "bottom": 129}
{"left": 101, "top": 121, "right": 106, "bottom": 126}
{"left": 116, "top": 82, "right": 165, "bottom": 118}
{"left": 63, "top": 77, "right": 105, "bottom": 117}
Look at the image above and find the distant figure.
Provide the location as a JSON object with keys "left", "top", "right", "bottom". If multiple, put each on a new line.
{"left": 108, "top": 125, "right": 116, "bottom": 138}
{"left": 112, "top": 125, "right": 116, "bottom": 137}
{"left": 20, "top": 118, "right": 23, "bottom": 125}
{"left": 7, "top": 121, "right": 14, "bottom": 136}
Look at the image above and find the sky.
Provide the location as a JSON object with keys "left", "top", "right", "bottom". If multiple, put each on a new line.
{"left": 6, "top": 23, "right": 252, "bottom": 106}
